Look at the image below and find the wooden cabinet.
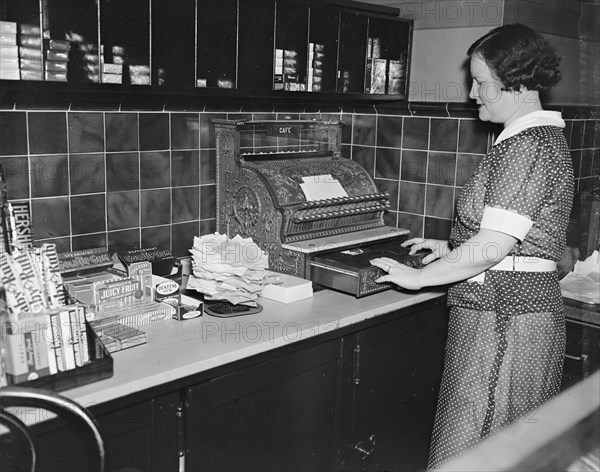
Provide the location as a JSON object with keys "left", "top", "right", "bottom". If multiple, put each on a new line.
{"left": 562, "top": 317, "right": 600, "bottom": 391}
{"left": 338, "top": 303, "right": 447, "bottom": 471}
{"left": 28, "top": 392, "right": 180, "bottom": 472}
{"left": 1, "top": 0, "right": 412, "bottom": 101}
{"left": 186, "top": 340, "right": 342, "bottom": 471}
{"left": 185, "top": 296, "right": 447, "bottom": 472}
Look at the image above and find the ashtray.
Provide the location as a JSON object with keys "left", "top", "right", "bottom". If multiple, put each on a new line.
{"left": 204, "top": 300, "right": 263, "bottom": 317}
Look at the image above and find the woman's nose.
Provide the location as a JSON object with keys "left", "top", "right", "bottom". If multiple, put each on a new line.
{"left": 469, "top": 83, "right": 477, "bottom": 100}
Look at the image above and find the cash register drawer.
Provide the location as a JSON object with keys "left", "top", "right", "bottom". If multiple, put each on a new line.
{"left": 310, "top": 240, "right": 430, "bottom": 297}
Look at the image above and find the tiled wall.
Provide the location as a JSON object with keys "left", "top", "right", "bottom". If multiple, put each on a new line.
{"left": 0, "top": 106, "right": 598, "bottom": 258}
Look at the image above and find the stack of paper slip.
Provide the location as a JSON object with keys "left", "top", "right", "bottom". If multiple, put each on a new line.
{"left": 187, "top": 233, "right": 273, "bottom": 307}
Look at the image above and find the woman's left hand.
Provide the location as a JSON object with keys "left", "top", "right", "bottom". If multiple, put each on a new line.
{"left": 370, "top": 257, "right": 423, "bottom": 290}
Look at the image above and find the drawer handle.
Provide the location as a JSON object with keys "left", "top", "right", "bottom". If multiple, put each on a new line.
{"left": 565, "top": 353, "right": 589, "bottom": 362}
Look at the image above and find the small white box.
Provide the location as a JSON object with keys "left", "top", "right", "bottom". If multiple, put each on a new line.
{"left": 260, "top": 273, "right": 313, "bottom": 304}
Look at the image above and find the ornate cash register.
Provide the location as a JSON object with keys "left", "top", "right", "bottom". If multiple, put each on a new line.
{"left": 213, "top": 119, "right": 425, "bottom": 297}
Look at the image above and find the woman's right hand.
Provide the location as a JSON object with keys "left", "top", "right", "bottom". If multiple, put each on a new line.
{"left": 401, "top": 238, "right": 452, "bottom": 265}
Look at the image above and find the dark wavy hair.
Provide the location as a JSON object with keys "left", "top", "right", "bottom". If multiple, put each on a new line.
{"left": 467, "top": 24, "right": 562, "bottom": 92}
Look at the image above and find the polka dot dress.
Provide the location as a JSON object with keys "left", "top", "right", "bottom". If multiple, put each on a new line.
{"left": 427, "top": 125, "right": 574, "bottom": 469}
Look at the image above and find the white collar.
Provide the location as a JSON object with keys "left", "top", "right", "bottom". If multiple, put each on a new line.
{"left": 494, "top": 110, "right": 565, "bottom": 145}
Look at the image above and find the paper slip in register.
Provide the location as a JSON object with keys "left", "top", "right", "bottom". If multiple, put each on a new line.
{"left": 299, "top": 174, "right": 348, "bottom": 201}
{"left": 260, "top": 273, "right": 313, "bottom": 304}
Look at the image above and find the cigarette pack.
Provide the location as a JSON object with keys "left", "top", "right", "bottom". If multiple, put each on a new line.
{"left": 0, "top": 21, "right": 17, "bottom": 34}
{"left": 19, "top": 57, "right": 43, "bottom": 71}
{"left": 45, "top": 39, "right": 70, "bottom": 51}
{"left": 19, "top": 46, "right": 42, "bottom": 59}
{"left": 0, "top": 32, "right": 16, "bottom": 45}
{"left": 129, "top": 64, "right": 150, "bottom": 75}
{"left": 130, "top": 75, "right": 150, "bottom": 85}
{"left": 20, "top": 69, "right": 43, "bottom": 81}
{"left": 111, "top": 45, "right": 125, "bottom": 56}
{"left": 217, "top": 79, "right": 233, "bottom": 89}
{"left": 20, "top": 24, "right": 41, "bottom": 36}
{"left": 0, "top": 69, "right": 19, "bottom": 80}
{"left": 19, "top": 35, "right": 41, "bottom": 48}
{"left": 46, "top": 49, "right": 69, "bottom": 61}
{"left": 1, "top": 45, "right": 18, "bottom": 57}
{"left": 102, "top": 63, "right": 122, "bottom": 74}
{"left": 45, "top": 70, "right": 68, "bottom": 82}
{"left": 101, "top": 73, "right": 122, "bottom": 84}
{"left": 45, "top": 60, "right": 68, "bottom": 72}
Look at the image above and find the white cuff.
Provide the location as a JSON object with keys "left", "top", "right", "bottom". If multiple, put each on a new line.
{"left": 480, "top": 206, "right": 533, "bottom": 241}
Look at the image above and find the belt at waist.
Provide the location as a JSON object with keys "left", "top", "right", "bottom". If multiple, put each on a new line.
{"left": 467, "top": 256, "right": 556, "bottom": 284}
{"left": 488, "top": 256, "right": 557, "bottom": 272}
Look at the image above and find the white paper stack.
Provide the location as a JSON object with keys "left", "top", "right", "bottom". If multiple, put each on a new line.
{"left": 560, "top": 250, "right": 600, "bottom": 305}
{"left": 187, "top": 233, "right": 276, "bottom": 306}
{"left": 260, "top": 272, "right": 313, "bottom": 304}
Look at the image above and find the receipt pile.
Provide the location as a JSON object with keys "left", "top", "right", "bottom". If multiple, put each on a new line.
{"left": 560, "top": 250, "right": 600, "bottom": 305}
{"left": 186, "top": 233, "right": 279, "bottom": 306}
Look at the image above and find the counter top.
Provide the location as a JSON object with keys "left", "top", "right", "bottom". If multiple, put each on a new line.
{"left": 564, "top": 298, "right": 600, "bottom": 326}
{"left": 63, "top": 287, "right": 445, "bottom": 409}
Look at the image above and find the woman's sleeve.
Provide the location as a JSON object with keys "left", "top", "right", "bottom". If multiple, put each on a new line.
{"left": 481, "top": 135, "right": 551, "bottom": 241}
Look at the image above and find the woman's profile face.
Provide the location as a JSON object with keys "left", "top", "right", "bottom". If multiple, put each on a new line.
{"left": 469, "top": 54, "right": 519, "bottom": 125}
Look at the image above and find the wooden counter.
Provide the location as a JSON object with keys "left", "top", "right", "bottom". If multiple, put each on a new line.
{"left": 63, "top": 286, "right": 445, "bottom": 408}
{"left": 20, "top": 287, "right": 449, "bottom": 472}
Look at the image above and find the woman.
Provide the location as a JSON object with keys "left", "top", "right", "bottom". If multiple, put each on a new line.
{"left": 371, "top": 24, "right": 574, "bottom": 469}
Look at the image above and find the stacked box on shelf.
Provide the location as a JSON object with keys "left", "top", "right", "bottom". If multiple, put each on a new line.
{"left": 274, "top": 48, "right": 284, "bottom": 90}
{"left": 44, "top": 37, "right": 70, "bottom": 82}
{"left": 129, "top": 61, "right": 150, "bottom": 86}
{"left": 65, "top": 31, "right": 100, "bottom": 83}
{"left": 367, "top": 37, "right": 387, "bottom": 94}
{"left": 388, "top": 55, "right": 406, "bottom": 95}
{"left": 0, "top": 21, "right": 19, "bottom": 80}
{"left": 308, "top": 43, "right": 324, "bottom": 92}
{"left": 274, "top": 48, "right": 304, "bottom": 92}
{"left": 19, "top": 23, "right": 43, "bottom": 81}
{"left": 101, "top": 44, "right": 125, "bottom": 84}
